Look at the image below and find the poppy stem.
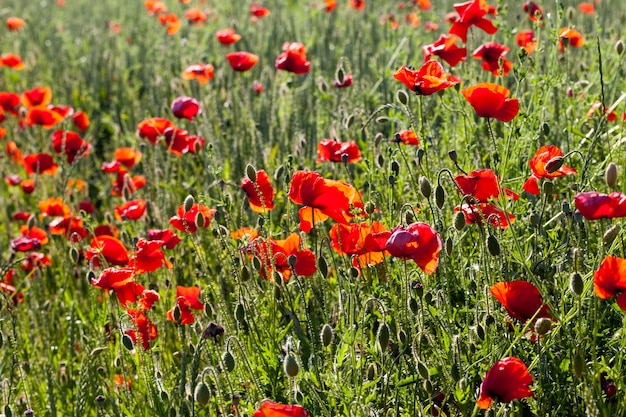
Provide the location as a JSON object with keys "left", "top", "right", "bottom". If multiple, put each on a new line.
{"left": 485, "top": 119, "right": 500, "bottom": 170}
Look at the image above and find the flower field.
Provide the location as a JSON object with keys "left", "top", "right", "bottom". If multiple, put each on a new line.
{"left": 0, "top": 0, "right": 625, "bottom": 415}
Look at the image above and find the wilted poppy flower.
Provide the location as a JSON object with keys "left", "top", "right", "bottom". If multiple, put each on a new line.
{"left": 226, "top": 52, "right": 259, "bottom": 72}
{"left": 490, "top": 281, "right": 551, "bottom": 323}
{"left": 184, "top": 8, "right": 208, "bottom": 25}
{"left": 578, "top": 2, "right": 595, "bottom": 14}
{"left": 0, "top": 92, "right": 20, "bottom": 115}
{"left": 472, "top": 42, "right": 512, "bottom": 76}
{"left": 253, "top": 401, "right": 310, "bottom": 417}
{"left": 166, "top": 286, "right": 204, "bottom": 325}
{"left": 114, "top": 147, "right": 142, "bottom": 169}
{"left": 114, "top": 199, "right": 147, "bottom": 221}
{"left": 92, "top": 267, "right": 143, "bottom": 307}
{"left": 137, "top": 117, "right": 175, "bottom": 144}
{"left": 51, "top": 130, "right": 91, "bottom": 164}
{"left": 275, "top": 42, "right": 311, "bottom": 75}
{"left": 6, "top": 17, "right": 25, "bottom": 31}
{"left": 87, "top": 236, "right": 130, "bottom": 267}
{"left": 247, "top": 233, "right": 317, "bottom": 280}
{"left": 25, "top": 107, "right": 65, "bottom": 129}
{"left": 522, "top": 145, "right": 577, "bottom": 195}
{"left": 574, "top": 191, "right": 626, "bottom": 220}
{"left": 250, "top": 3, "right": 270, "bottom": 17}
{"left": 462, "top": 83, "right": 519, "bottom": 122}
{"left": 163, "top": 128, "right": 204, "bottom": 156}
{"left": 216, "top": 28, "right": 241, "bottom": 45}
{"left": 422, "top": 34, "right": 467, "bottom": 67}
{"left": 334, "top": 72, "right": 353, "bottom": 88}
{"left": 0, "top": 53, "right": 24, "bottom": 70}
{"left": 21, "top": 87, "right": 52, "bottom": 108}
{"left": 241, "top": 169, "right": 275, "bottom": 213}
{"left": 516, "top": 30, "right": 537, "bottom": 54}
{"left": 383, "top": 222, "right": 442, "bottom": 274}
{"left": 23, "top": 153, "right": 58, "bottom": 175}
{"left": 144, "top": 0, "right": 167, "bottom": 15}
{"left": 523, "top": 1, "right": 543, "bottom": 22}
{"left": 392, "top": 130, "right": 419, "bottom": 146}
{"left": 171, "top": 96, "right": 201, "bottom": 121}
{"left": 559, "top": 28, "right": 585, "bottom": 52}
{"left": 158, "top": 13, "right": 180, "bottom": 35}
{"left": 393, "top": 60, "right": 458, "bottom": 96}
{"left": 147, "top": 228, "right": 181, "bottom": 249}
{"left": 349, "top": 0, "right": 365, "bottom": 10}
{"left": 125, "top": 308, "right": 158, "bottom": 350}
{"left": 455, "top": 169, "right": 519, "bottom": 202}
{"left": 130, "top": 238, "right": 172, "bottom": 274}
{"left": 10, "top": 236, "right": 42, "bottom": 252}
{"left": 330, "top": 221, "right": 388, "bottom": 267}
{"left": 317, "top": 139, "right": 361, "bottom": 163}
{"left": 477, "top": 357, "right": 533, "bottom": 409}
{"left": 169, "top": 203, "right": 216, "bottom": 233}
{"left": 182, "top": 64, "right": 215, "bottom": 84}
{"left": 72, "top": 111, "right": 90, "bottom": 131}
{"left": 594, "top": 256, "right": 626, "bottom": 311}
{"left": 448, "top": 0, "right": 498, "bottom": 43}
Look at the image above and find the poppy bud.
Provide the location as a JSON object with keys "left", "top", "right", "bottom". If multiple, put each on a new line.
{"left": 90, "top": 347, "right": 105, "bottom": 356}
{"left": 388, "top": 175, "right": 396, "bottom": 185}
{"left": 232, "top": 394, "right": 241, "bottom": 406}
{"left": 318, "top": 256, "right": 329, "bottom": 279}
{"left": 534, "top": 317, "right": 552, "bottom": 335}
{"left": 349, "top": 266, "right": 360, "bottom": 278}
{"left": 69, "top": 247, "right": 79, "bottom": 263}
{"left": 376, "top": 116, "right": 389, "bottom": 124}
{"left": 569, "top": 272, "right": 584, "bottom": 296}
{"left": 4, "top": 405, "right": 13, "bottom": 417}
{"left": 417, "top": 361, "right": 429, "bottom": 379}
{"left": 195, "top": 212, "right": 205, "bottom": 229}
{"left": 122, "top": 334, "right": 134, "bottom": 351}
{"left": 391, "top": 160, "right": 400, "bottom": 176}
{"left": 423, "top": 379, "right": 434, "bottom": 394}
{"left": 566, "top": 87, "right": 574, "bottom": 98}
{"left": 605, "top": 162, "right": 618, "bottom": 188}
{"left": 283, "top": 353, "right": 299, "bottom": 377}
{"left": 0, "top": 331, "right": 3, "bottom": 349}
{"left": 408, "top": 297, "right": 419, "bottom": 315}
{"left": 417, "top": 148, "right": 425, "bottom": 165}
{"left": 252, "top": 256, "right": 262, "bottom": 272}
{"left": 419, "top": 176, "right": 431, "bottom": 199}
{"left": 245, "top": 164, "right": 257, "bottom": 182}
{"left": 451, "top": 362, "right": 461, "bottom": 382}
{"left": 448, "top": 149, "right": 458, "bottom": 163}
{"left": 367, "top": 363, "right": 378, "bottom": 380}
{"left": 615, "top": 40, "right": 625, "bottom": 55}
{"left": 445, "top": 236, "right": 453, "bottom": 256}
{"left": 396, "top": 89, "right": 409, "bottom": 105}
{"left": 183, "top": 195, "right": 195, "bottom": 212}
{"left": 222, "top": 351, "right": 236, "bottom": 373}
{"left": 573, "top": 351, "right": 585, "bottom": 378}
{"left": 287, "top": 254, "right": 297, "bottom": 268}
{"left": 345, "top": 114, "right": 355, "bottom": 129}
{"left": 486, "top": 234, "right": 500, "bottom": 256}
{"left": 453, "top": 211, "right": 466, "bottom": 231}
{"left": 529, "top": 212, "right": 540, "bottom": 227}
{"left": 566, "top": 6, "right": 575, "bottom": 20}
{"left": 475, "top": 324, "right": 485, "bottom": 341}
{"left": 27, "top": 215, "right": 36, "bottom": 229}
{"left": 173, "top": 305, "right": 182, "bottom": 323}
{"left": 24, "top": 410, "right": 34, "bottom": 417}
{"left": 562, "top": 200, "right": 571, "bottom": 215}
{"left": 485, "top": 314, "right": 495, "bottom": 326}
{"left": 377, "top": 154, "right": 385, "bottom": 168}
{"left": 377, "top": 322, "right": 390, "bottom": 353}
{"left": 341, "top": 153, "right": 349, "bottom": 164}
{"left": 95, "top": 395, "right": 106, "bottom": 407}
{"left": 234, "top": 303, "right": 245, "bottom": 323}
{"left": 364, "top": 201, "right": 376, "bottom": 215}
{"left": 545, "top": 156, "right": 564, "bottom": 174}
{"left": 542, "top": 181, "right": 555, "bottom": 194}
{"left": 241, "top": 265, "right": 250, "bottom": 281}
{"left": 603, "top": 224, "right": 621, "bottom": 246}
{"left": 435, "top": 185, "right": 445, "bottom": 209}
{"left": 541, "top": 122, "right": 550, "bottom": 136}
{"left": 194, "top": 381, "right": 211, "bottom": 406}
{"left": 168, "top": 407, "right": 176, "bottom": 417}
{"left": 320, "top": 324, "right": 334, "bottom": 347}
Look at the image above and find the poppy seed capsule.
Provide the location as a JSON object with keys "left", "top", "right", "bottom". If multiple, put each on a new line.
{"left": 222, "top": 351, "right": 236, "bottom": 373}
{"left": 534, "top": 317, "right": 552, "bottom": 335}
{"left": 545, "top": 156, "right": 564, "bottom": 174}
{"left": 320, "top": 324, "right": 334, "bottom": 347}
{"left": 605, "top": 162, "right": 618, "bottom": 188}
{"left": 419, "top": 176, "right": 432, "bottom": 199}
{"left": 448, "top": 149, "right": 458, "bottom": 163}
{"left": 194, "top": 381, "right": 211, "bottom": 406}
{"left": 396, "top": 89, "right": 409, "bottom": 105}
{"left": 417, "top": 361, "right": 429, "bottom": 379}
{"left": 377, "top": 323, "right": 390, "bottom": 353}
{"left": 603, "top": 224, "right": 621, "bottom": 246}
{"left": 486, "top": 234, "right": 500, "bottom": 256}
{"left": 569, "top": 272, "right": 584, "bottom": 296}
{"left": 283, "top": 354, "right": 299, "bottom": 377}
{"left": 453, "top": 211, "right": 466, "bottom": 231}
{"left": 435, "top": 185, "right": 445, "bottom": 209}
{"left": 245, "top": 164, "right": 257, "bottom": 182}
{"left": 408, "top": 297, "right": 419, "bottom": 315}
{"left": 423, "top": 379, "right": 434, "bottom": 394}
{"left": 391, "top": 160, "right": 400, "bottom": 176}
{"left": 183, "top": 195, "right": 195, "bottom": 212}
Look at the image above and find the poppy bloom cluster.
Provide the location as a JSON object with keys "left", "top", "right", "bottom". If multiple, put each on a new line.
{"left": 316, "top": 139, "right": 362, "bottom": 163}
{"left": 379, "top": 222, "right": 442, "bottom": 274}
{"left": 329, "top": 221, "right": 389, "bottom": 268}
{"left": 472, "top": 42, "right": 512, "bottom": 76}
{"left": 245, "top": 233, "right": 317, "bottom": 281}
{"left": 167, "top": 286, "right": 204, "bottom": 325}
{"left": 136, "top": 117, "right": 205, "bottom": 156}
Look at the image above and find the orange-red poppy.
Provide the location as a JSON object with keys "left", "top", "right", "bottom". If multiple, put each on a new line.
{"left": 22, "top": 87, "right": 52, "bottom": 108}
{"left": 130, "top": 238, "right": 172, "bottom": 274}
{"left": 594, "top": 256, "right": 626, "bottom": 311}
{"left": 422, "top": 34, "right": 466, "bottom": 67}
{"left": 574, "top": 191, "right": 626, "bottom": 220}
{"left": 114, "top": 199, "right": 147, "bottom": 221}
{"left": 25, "top": 107, "right": 65, "bottom": 129}
{"left": 417, "top": 0, "right": 431, "bottom": 10}
{"left": 247, "top": 233, "right": 317, "bottom": 280}
{"left": 472, "top": 42, "right": 512, "bottom": 76}
{"left": 461, "top": 83, "right": 519, "bottom": 122}
{"left": 275, "top": 42, "right": 311, "bottom": 75}
{"left": 91, "top": 267, "right": 144, "bottom": 307}
{"left": 23, "top": 153, "right": 58, "bottom": 175}
{"left": 19, "top": 225, "right": 48, "bottom": 245}
{"left": 216, "top": 29, "right": 241, "bottom": 45}
{"left": 477, "top": 357, "right": 533, "bottom": 409}
{"left": 330, "top": 221, "right": 388, "bottom": 268}
{"left": 6, "top": 141, "right": 22, "bottom": 164}
{"left": 523, "top": 1, "right": 543, "bottom": 22}
{"left": 226, "top": 52, "right": 259, "bottom": 72}
{"left": 51, "top": 130, "right": 91, "bottom": 164}
{"left": 230, "top": 227, "right": 259, "bottom": 241}
{"left": 144, "top": 0, "right": 167, "bottom": 15}
{"left": 169, "top": 203, "right": 216, "bottom": 233}
{"left": 325, "top": 0, "right": 337, "bottom": 11}
{"left": 110, "top": 170, "right": 146, "bottom": 197}
{"left": 578, "top": 2, "right": 595, "bottom": 14}
{"left": 349, "top": 0, "right": 365, "bottom": 11}
{"left": 516, "top": 30, "right": 537, "bottom": 54}
{"left": 114, "top": 147, "right": 142, "bottom": 169}
{"left": 0, "top": 54, "right": 24, "bottom": 70}
{"left": 72, "top": 111, "right": 90, "bottom": 131}
{"left": 137, "top": 117, "right": 175, "bottom": 144}
{"left": 522, "top": 145, "right": 577, "bottom": 195}
{"left": 86, "top": 236, "right": 130, "bottom": 267}
{"left": 125, "top": 308, "right": 158, "bottom": 350}
{"left": 48, "top": 216, "right": 87, "bottom": 242}
{"left": 0, "top": 92, "right": 20, "bottom": 115}
{"left": 253, "top": 401, "right": 310, "bottom": 417}
{"left": 147, "top": 228, "right": 181, "bottom": 249}
{"left": 490, "top": 281, "right": 551, "bottom": 323}
{"left": 6, "top": 17, "right": 25, "bottom": 31}
{"left": 137, "top": 289, "right": 160, "bottom": 311}
{"left": 20, "top": 179, "right": 35, "bottom": 194}
{"left": 184, "top": 8, "right": 208, "bottom": 25}
{"left": 250, "top": 3, "right": 270, "bottom": 17}
{"left": 317, "top": 139, "right": 361, "bottom": 163}
{"left": 182, "top": 64, "right": 215, "bottom": 84}
{"left": 448, "top": 0, "right": 497, "bottom": 43}
{"left": 39, "top": 197, "right": 71, "bottom": 218}
{"left": 163, "top": 128, "right": 204, "bottom": 156}
{"left": 392, "top": 130, "right": 419, "bottom": 146}
{"left": 166, "top": 286, "right": 204, "bottom": 325}
{"left": 587, "top": 101, "right": 617, "bottom": 122}
{"left": 171, "top": 96, "right": 201, "bottom": 121}
{"left": 455, "top": 202, "right": 515, "bottom": 228}
{"left": 48, "top": 105, "right": 74, "bottom": 119}
{"left": 381, "top": 222, "right": 442, "bottom": 274}
{"left": 455, "top": 169, "right": 519, "bottom": 202}
{"left": 241, "top": 169, "right": 275, "bottom": 213}
{"left": 158, "top": 13, "right": 181, "bottom": 35}
{"left": 393, "top": 60, "right": 459, "bottom": 96}
{"left": 559, "top": 28, "right": 584, "bottom": 52}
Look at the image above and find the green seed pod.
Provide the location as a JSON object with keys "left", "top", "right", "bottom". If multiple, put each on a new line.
{"left": 245, "top": 164, "right": 257, "bottom": 182}
{"left": 445, "top": 236, "right": 453, "bottom": 256}
{"left": 423, "top": 379, "right": 433, "bottom": 394}
{"left": 475, "top": 324, "right": 485, "bottom": 341}
{"left": 396, "top": 89, "right": 409, "bottom": 105}
{"left": 367, "top": 363, "right": 377, "bottom": 380}
{"left": 605, "top": 162, "right": 618, "bottom": 188}
{"left": 453, "top": 211, "right": 466, "bottom": 231}
{"left": 376, "top": 116, "right": 389, "bottom": 124}
{"left": 320, "top": 324, "right": 334, "bottom": 347}
{"left": 417, "top": 361, "right": 429, "bottom": 379}
{"left": 603, "top": 224, "right": 621, "bottom": 246}
{"left": 408, "top": 297, "right": 419, "bottom": 315}
{"left": 419, "top": 176, "right": 432, "bottom": 199}
{"left": 534, "top": 317, "right": 552, "bottom": 335}
{"left": 391, "top": 160, "right": 400, "bottom": 176}
{"left": 569, "top": 272, "right": 584, "bottom": 296}
{"left": 377, "top": 323, "right": 390, "bottom": 353}
{"left": 345, "top": 114, "right": 355, "bottom": 129}
{"left": 222, "top": 351, "right": 236, "bottom": 373}
{"left": 451, "top": 362, "right": 461, "bottom": 382}
{"left": 573, "top": 352, "right": 585, "bottom": 379}
{"left": 283, "top": 354, "right": 299, "bottom": 378}
{"left": 318, "top": 256, "right": 329, "bottom": 279}
{"left": 435, "top": 185, "right": 445, "bottom": 209}
{"left": 486, "top": 234, "right": 501, "bottom": 256}
{"left": 195, "top": 211, "right": 205, "bottom": 229}
{"left": 194, "top": 381, "right": 211, "bottom": 406}
{"left": 234, "top": 303, "right": 245, "bottom": 323}
{"left": 122, "top": 334, "right": 134, "bottom": 351}
{"left": 183, "top": 195, "right": 195, "bottom": 212}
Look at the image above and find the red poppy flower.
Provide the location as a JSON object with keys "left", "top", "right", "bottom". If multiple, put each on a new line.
{"left": 472, "top": 42, "right": 512, "bottom": 76}
{"left": 477, "top": 357, "right": 533, "bottom": 409}
{"left": 349, "top": 0, "right": 365, "bottom": 11}
{"left": 456, "top": 202, "right": 515, "bottom": 228}
{"left": 574, "top": 191, "right": 626, "bottom": 220}
{"left": 72, "top": 111, "right": 90, "bottom": 131}
{"left": 6, "top": 17, "right": 25, "bottom": 31}
{"left": 275, "top": 42, "right": 311, "bottom": 75}
{"left": 241, "top": 169, "right": 275, "bottom": 213}
{"left": 25, "top": 107, "right": 65, "bottom": 129}
{"left": 288, "top": 171, "right": 362, "bottom": 232}
{"left": 334, "top": 72, "right": 353, "bottom": 88}
{"left": 86, "top": 236, "right": 130, "bottom": 267}
{"left": 0, "top": 92, "right": 20, "bottom": 115}
{"left": 163, "top": 128, "right": 204, "bottom": 156}
{"left": 490, "top": 281, "right": 551, "bottom": 323}
{"left": 330, "top": 221, "right": 388, "bottom": 267}
{"left": 455, "top": 169, "right": 518, "bottom": 202}
{"left": 48, "top": 216, "right": 88, "bottom": 242}
{"left": 6, "top": 141, "right": 22, "bottom": 164}
{"left": 587, "top": 101, "right": 617, "bottom": 122}
{"left": 516, "top": 30, "right": 537, "bottom": 54}
{"left": 20, "top": 225, "right": 49, "bottom": 246}
{"left": 594, "top": 256, "right": 626, "bottom": 311}
{"left": 226, "top": 51, "right": 259, "bottom": 72}
{"left": 144, "top": 0, "right": 167, "bottom": 15}
{"left": 422, "top": 34, "right": 467, "bottom": 67}
{"left": 522, "top": 145, "right": 577, "bottom": 195}
{"left": 130, "top": 238, "right": 172, "bottom": 274}
{"left": 523, "top": 1, "right": 543, "bottom": 22}
{"left": 169, "top": 203, "right": 216, "bottom": 233}
{"left": 393, "top": 60, "right": 459, "bottom": 96}
{"left": 39, "top": 197, "right": 71, "bottom": 218}
{"left": 48, "top": 105, "right": 74, "bottom": 119}
{"left": 158, "top": 13, "right": 181, "bottom": 35}
{"left": 559, "top": 28, "right": 585, "bottom": 52}
{"left": 21, "top": 87, "right": 52, "bottom": 109}
{"left": 110, "top": 170, "right": 146, "bottom": 197}
{"left": 316, "top": 139, "right": 361, "bottom": 163}
{"left": 10, "top": 236, "right": 42, "bottom": 252}
{"left": 137, "top": 117, "right": 175, "bottom": 144}
{"left": 230, "top": 227, "right": 260, "bottom": 241}
{"left": 0, "top": 54, "right": 24, "bottom": 70}
{"left": 392, "top": 130, "right": 419, "bottom": 146}
{"left": 20, "top": 179, "right": 35, "bottom": 194}
{"left": 22, "top": 252, "right": 52, "bottom": 273}
{"left": 51, "top": 130, "right": 91, "bottom": 164}
{"left": 253, "top": 401, "right": 310, "bottom": 417}
{"left": 448, "top": 0, "right": 498, "bottom": 43}
{"left": 216, "top": 28, "right": 241, "bottom": 45}
{"left": 114, "top": 147, "right": 142, "bottom": 169}
{"left": 115, "top": 199, "right": 147, "bottom": 221}
{"left": 382, "top": 222, "right": 442, "bottom": 274}
{"left": 93, "top": 224, "right": 118, "bottom": 238}
{"left": 250, "top": 3, "right": 270, "bottom": 17}
{"left": 247, "top": 233, "right": 317, "bottom": 280}
{"left": 461, "top": 83, "right": 519, "bottom": 122}
{"left": 23, "top": 153, "right": 58, "bottom": 175}
{"left": 184, "top": 8, "right": 207, "bottom": 25}
{"left": 138, "top": 289, "right": 160, "bottom": 311}
{"left": 147, "top": 229, "right": 180, "bottom": 249}
{"left": 182, "top": 64, "right": 215, "bottom": 84}
{"left": 253, "top": 81, "right": 264, "bottom": 94}
{"left": 325, "top": 0, "right": 337, "bottom": 12}
{"left": 166, "top": 286, "right": 204, "bottom": 325}
{"left": 171, "top": 96, "right": 201, "bottom": 121}
{"left": 125, "top": 308, "right": 158, "bottom": 350}
{"left": 578, "top": 2, "right": 594, "bottom": 15}
{"left": 91, "top": 267, "right": 144, "bottom": 307}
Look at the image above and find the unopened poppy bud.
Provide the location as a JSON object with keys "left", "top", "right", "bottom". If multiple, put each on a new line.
{"left": 435, "top": 185, "right": 445, "bottom": 209}
{"left": 341, "top": 153, "right": 349, "bottom": 163}
{"left": 448, "top": 149, "right": 458, "bottom": 163}
{"left": 615, "top": 40, "right": 625, "bottom": 55}
{"left": 388, "top": 175, "right": 396, "bottom": 185}
{"left": 419, "top": 176, "right": 432, "bottom": 199}
{"left": 194, "top": 382, "right": 211, "bottom": 406}
{"left": 486, "top": 234, "right": 500, "bottom": 256}
{"left": 364, "top": 201, "right": 376, "bottom": 215}
{"left": 603, "top": 224, "right": 621, "bottom": 246}
{"left": 95, "top": 395, "right": 106, "bottom": 407}
{"left": 195, "top": 212, "right": 205, "bottom": 229}
{"left": 252, "top": 256, "right": 262, "bottom": 271}
{"left": 287, "top": 254, "right": 297, "bottom": 268}
{"left": 530, "top": 212, "right": 540, "bottom": 227}
{"left": 318, "top": 256, "right": 329, "bottom": 279}
{"left": 445, "top": 236, "right": 453, "bottom": 256}
{"left": 27, "top": 215, "right": 36, "bottom": 229}
{"left": 0, "top": 331, "right": 3, "bottom": 349}
{"left": 485, "top": 314, "right": 495, "bottom": 326}
{"left": 566, "top": 6, "right": 575, "bottom": 20}
{"left": 417, "top": 148, "right": 425, "bottom": 164}
{"left": 241, "top": 265, "right": 250, "bottom": 281}
{"left": 349, "top": 266, "right": 359, "bottom": 278}
{"left": 423, "top": 379, "right": 433, "bottom": 394}
{"left": 283, "top": 353, "right": 299, "bottom": 377}
{"left": 566, "top": 87, "right": 574, "bottom": 98}
{"left": 605, "top": 162, "right": 618, "bottom": 188}
{"left": 70, "top": 247, "right": 79, "bottom": 263}
{"left": 569, "top": 272, "right": 584, "bottom": 296}
{"left": 534, "top": 317, "right": 552, "bottom": 335}
{"left": 245, "top": 164, "right": 257, "bottom": 182}
{"left": 345, "top": 114, "right": 355, "bottom": 129}
{"left": 232, "top": 394, "right": 241, "bottom": 406}
{"left": 545, "top": 156, "right": 564, "bottom": 174}
{"left": 222, "top": 351, "right": 236, "bottom": 373}
{"left": 391, "top": 160, "right": 400, "bottom": 176}
{"left": 4, "top": 405, "right": 13, "bottom": 417}
{"left": 453, "top": 211, "right": 466, "bottom": 231}
{"left": 451, "top": 362, "right": 461, "bottom": 382}
{"left": 408, "top": 297, "right": 419, "bottom": 315}
{"left": 173, "top": 305, "right": 182, "bottom": 323}
{"left": 377, "top": 322, "right": 390, "bottom": 353}
{"left": 183, "top": 195, "right": 195, "bottom": 212}
{"left": 396, "top": 89, "right": 409, "bottom": 105}
{"left": 417, "top": 361, "right": 429, "bottom": 379}
{"left": 122, "top": 334, "right": 134, "bottom": 351}
{"left": 573, "top": 210, "right": 583, "bottom": 224}
{"left": 573, "top": 352, "right": 585, "bottom": 378}
{"left": 475, "top": 324, "right": 485, "bottom": 341}
{"left": 541, "top": 122, "right": 550, "bottom": 136}
{"left": 320, "top": 324, "right": 334, "bottom": 347}
{"left": 542, "top": 181, "right": 555, "bottom": 194}
{"left": 562, "top": 200, "right": 571, "bottom": 215}
{"left": 376, "top": 116, "right": 389, "bottom": 124}
{"left": 234, "top": 303, "right": 245, "bottom": 323}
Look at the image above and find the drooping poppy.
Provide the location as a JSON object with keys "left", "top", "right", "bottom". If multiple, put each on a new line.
{"left": 226, "top": 52, "right": 259, "bottom": 72}
{"left": 182, "top": 64, "right": 215, "bottom": 84}
{"left": 516, "top": 30, "right": 537, "bottom": 55}
{"left": 448, "top": 0, "right": 498, "bottom": 43}
{"left": 6, "top": 17, "right": 25, "bottom": 31}
{"left": 472, "top": 42, "right": 512, "bottom": 76}
{"left": 253, "top": 401, "right": 310, "bottom": 417}
{"left": 250, "top": 3, "right": 270, "bottom": 17}
{"left": 21, "top": 87, "right": 52, "bottom": 108}
{"left": 130, "top": 238, "right": 172, "bottom": 274}
{"left": 559, "top": 28, "right": 585, "bottom": 52}
{"left": 147, "top": 228, "right": 181, "bottom": 249}
{"left": 330, "top": 221, "right": 388, "bottom": 267}
{"left": 158, "top": 13, "right": 181, "bottom": 35}
{"left": 125, "top": 308, "right": 158, "bottom": 350}
{"left": 522, "top": 145, "right": 577, "bottom": 195}
{"left": 382, "top": 222, "right": 442, "bottom": 274}
{"left": 163, "top": 128, "right": 204, "bottom": 156}
{"left": 490, "top": 281, "right": 551, "bottom": 323}
{"left": 477, "top": 357, "right": 533, "bottom": 409}
{"left": 422, "top": 34, "right": 467, "bottom": 67}
{"left": 574, "top": 191, "right": 626, "bottom": 220}
{"left": 25, "top": 107, "right": 65, "bottom": 129}
{"left": 184, "top": 8, "right": 208, "bottom": 25}
{"left": 0, "top": 53, "right": 24, "bottom": 70}
{"left": 114, "top": 199, "right": 147, "bottom": 221}
{"left": 246, "top": 233, "right": 317, "bottom": 280}
{"left": 51, "top": 130, "right": 91, "bottom": 164}
{"left": 169, "top": 203, "right": 216, "bottom": 233}
{"left": 137, "top": 117, "right": 175, "bottom": 144}
{"left": 241, "top": 169, "right": 275, "bottom": 213}
{"left": 593, "top": 256, "right": 626, "bottom": 311}
{"left": 393, "top": 60, "right": 459, "bottom": 96}
{"left": 216, "top": 28, "right": 241, "bottom": 45}
{"left": 275, "top": 42, "right": 311, "bottom": 75}
{"left": 461, "top": 83, "right": 519, "bottom": 122}
{"left": 23, "top": 153, "right": 58, "bottom": 175}
{"left": 171, "top": 96, "right": 201, "bottom": 121}
{"left": 391, "top": 130, "right": 419, "bottom": 146}
{"left": 166, "top": 286, "right": 204, "bottom": 325}
{"left": 523, "top": 1, "right": 543, "bottom": 22}
{"left": 86, "top": 236, "right": 130, "bottom": 267}
{"left": 0, "top": 92, "right": 20, "bottom": 115}
{"left": 316, "top": 139, "right": 361, "bottom": 163}
{"left": 72, "top": 111, "right": 90, "bottom": 131}
{"left": 455, "top": 169, "right": 519, "bottom": 202}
